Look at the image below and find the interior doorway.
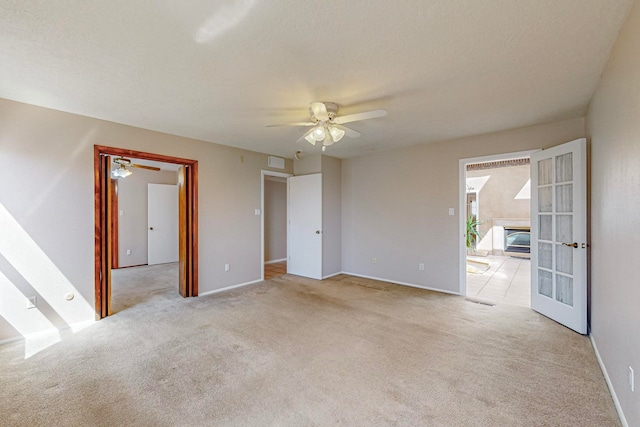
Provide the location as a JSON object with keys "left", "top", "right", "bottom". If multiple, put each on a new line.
{"left": 261, "top": 170, "right": 291, "bottom": 280}
{"left": 459, "top": 151, "right": 534, "bottom": 307}
{"left": 108, "top": 157, "right": 181, "bottom": 313}
{"left": 94, "top": 145, "right": 198, "bottom": 319}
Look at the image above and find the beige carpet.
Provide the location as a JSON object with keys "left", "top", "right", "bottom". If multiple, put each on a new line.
{"left": 0, "top": 264, "right": 620, "bottom": 426}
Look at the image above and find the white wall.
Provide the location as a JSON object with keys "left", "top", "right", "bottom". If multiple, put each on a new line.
{"left": 264, "top": 179, "right": 287, "bottom": 262}
{"left": 341, "top": 118, "right": 585, "bottom": 293}
{"left": 586, "top": 0, "right": 640, "bottom": 424}
{"left": 117, "top": 169, "right": 178, "bottom": 267}
{"left": 0, "top": 98, "right": 292, "bottom": 342}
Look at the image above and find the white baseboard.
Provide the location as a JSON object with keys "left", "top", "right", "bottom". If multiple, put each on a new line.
{"left": 265, "top": 258, "right": 286, "bottom": 265}
{"left": 0, "top": 334, "right": 25, "bottom": 346}
{"left": 0, "top": 319, "right": 96, "bottom": 348}
{"left": 199, "top": 279, "right": 263, "bottom": 297}
{"left": 322, "top": 271, "right": 344, "bottom": 279}
{"left": 590, "top": 334, "right": 628, "bottom": 427}
{"left": 341, "top": 272, "right": 461, "bottom": 296}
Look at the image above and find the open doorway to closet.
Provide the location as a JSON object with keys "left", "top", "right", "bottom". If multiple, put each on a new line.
{"left": 460, "top": 152, "right": 533, "bottom": 307}
{"left": 261, "top": 170, "right": 291, "bottom": 280}
{"left": 94, "top": 145, "right": 198, "bottom": 319}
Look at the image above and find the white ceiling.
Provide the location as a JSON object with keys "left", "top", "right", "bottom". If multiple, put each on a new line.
{"left": 0, "top": 1, "right": 632, "bottom": 159}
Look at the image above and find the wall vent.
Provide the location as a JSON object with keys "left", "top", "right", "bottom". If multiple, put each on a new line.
{"left": 268, "top": 156, "right": 285, "bottom": 169}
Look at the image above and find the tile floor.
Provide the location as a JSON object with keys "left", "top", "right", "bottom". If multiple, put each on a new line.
{"left": 264, "top": 261, "right": 287, "bottom": 280}
{"left": 466, "top": 255, "right": 531, "bottom": 307}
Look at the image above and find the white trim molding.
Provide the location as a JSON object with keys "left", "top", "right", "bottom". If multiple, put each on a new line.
{"left": 199, "top": 279, "right": 263, "bottom": 298}
{"left": 590, "top": 334, "right": 629, "bottom": 427}
{"left": 342, "top": 272, "right": 461, "bottom": 296}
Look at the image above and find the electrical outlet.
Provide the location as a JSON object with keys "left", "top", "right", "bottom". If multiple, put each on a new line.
{"left": 372, "top": 258, "right": 377, "bottom": 264}
{"left": 27, "top": 296, "right": 36, "bottom": 309}
{"left": 419, "top": 263, "right": 425, "bottom": 271}
{"left": 225, "top": 264, "right": 230, "bottom": 272}
{"left": 630, "top": 366, "right": 635, "bottom": 392}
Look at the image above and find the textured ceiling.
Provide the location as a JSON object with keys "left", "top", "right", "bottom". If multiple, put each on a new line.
{"left": 0, "top": 1, "right": 632, "bottom": 159}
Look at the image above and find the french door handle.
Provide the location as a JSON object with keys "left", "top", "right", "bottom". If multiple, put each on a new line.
{"left": 562, "top": 242, "right": 578, "bottom": 248}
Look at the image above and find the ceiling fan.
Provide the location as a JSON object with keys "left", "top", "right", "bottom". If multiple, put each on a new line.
{"left": 111, "top": 157, "right": 161, "bottom": 179}
{"left": 267, "top": 102, "right": 387, "bottom": 151}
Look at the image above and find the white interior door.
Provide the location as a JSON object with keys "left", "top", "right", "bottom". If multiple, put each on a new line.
{"left": 148, "top": 184, "right": 178, "bottom": 265}
{"left": 531, "top": 138, "right": 587, "bottom": 334}
{"left": 288, "top": 174, "right": 322, "bottom": 279}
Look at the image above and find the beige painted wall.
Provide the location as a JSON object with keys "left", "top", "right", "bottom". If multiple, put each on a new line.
{"left": 0, "top": 98, "right": 292, "bottom": 342}
{"left": 322, "top": 155, "right": 342, "bottom": 277}
{"left": 467, "top": 165, "right": 530, "bottom": 252}
{"left": 586, "top": 0, "right": 640, "bottom": 424}
{"left": 117, "top": 168, "right": 178, "bottom": 267}
{"left": 264, "top": 180, "right": 287, "bottom": 262}
{"left": 342, "top": 118, "right": 585, "bottom": 292}
{"left": 293, "top": 153, "right": 321, "bottom": 175}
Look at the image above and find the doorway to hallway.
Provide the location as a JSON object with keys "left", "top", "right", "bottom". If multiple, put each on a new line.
{"left": 261, "top": 170, "right": 291, "bottom": 281}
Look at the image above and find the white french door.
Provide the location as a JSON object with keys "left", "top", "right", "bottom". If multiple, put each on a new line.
{"left": 287, "top": 174, "right": 322, "bottom": 280}
{"left": 530, "top": 138, "right": 587, "bottom": 334}
{"left": 148, "top": 183, "right": 178, "bottom": 265}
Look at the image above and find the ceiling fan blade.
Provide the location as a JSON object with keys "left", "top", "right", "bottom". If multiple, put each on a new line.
{"left": 265, "top": 122, "right": 315, "bottom": 127}
{"left": 296, "top": 127, "right": 317, "bottom": 145}
{"left": 332, "top": 124, "right": 361, "bottom": 138}
{"left": 131, "top": 164, "right": 161, "bottom": 171}
{"left": 310, "top": 102, "right": 330, "bottom": 121}
{"left": 333, "top": 109, "right": 388, "bottom": 124}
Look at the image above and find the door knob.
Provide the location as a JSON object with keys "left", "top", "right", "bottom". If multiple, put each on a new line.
{"left": 562, "top": 242, "right": 578, "bottom": 248}
{"left": 315, "top": 230, "right": 321, "bottom": 234}
{"left": 149, "top": 227, "right": 154, "bottom": 230}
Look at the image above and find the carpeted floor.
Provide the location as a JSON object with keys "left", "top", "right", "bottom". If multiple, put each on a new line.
{"left": 0, "top": 264, "right": 620, "bottom": 426}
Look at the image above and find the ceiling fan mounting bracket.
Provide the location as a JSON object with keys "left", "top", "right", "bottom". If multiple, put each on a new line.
{"left": 113, "top": 157, "right": 132, "bottom": 166}
{"left": 309, "top": 102, "right": 339, "bottom": 121}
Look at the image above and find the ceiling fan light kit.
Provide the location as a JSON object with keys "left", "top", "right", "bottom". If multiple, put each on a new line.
{"left": 268, "top": 101, "right": 387, "bottom": 152}
{"left": 112, "top": 164, "right": 132, "bottom": 179}
{"left": 111, "top": 157, "right": 161, "bottom": 179}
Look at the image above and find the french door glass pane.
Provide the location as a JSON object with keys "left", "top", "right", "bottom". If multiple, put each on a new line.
{"left": 556, "top": 215, "right": 573, "bottom": 243}
{"left": 538, "top": 158, "right": 552, "bottom": 185}
{"left": 556, "top": 153, "right": 573, "bottom": 183}
{"left": 539, "top": 187, "right": 552, "bottom": 212}
{"left": 556, "top": 184, "right": 573, "bottom": 212}
{"left": 539, "top": 215, "right": 552, "bottom": 241}
{"left": 556, "top": 275, "right": 574, "bottom": 306}
{"left": 556, "top": 245, "right": 573, "bottom": 274}
{"left": 538, "top": 242, "right": 552, "bottom": 269}
{"left": 538, "top": 270, "right": 553, "bottom": 297}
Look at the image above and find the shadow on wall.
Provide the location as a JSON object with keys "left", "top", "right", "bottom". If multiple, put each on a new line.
{"left": 0, "top": 203, "right": 94, "bottom": 359}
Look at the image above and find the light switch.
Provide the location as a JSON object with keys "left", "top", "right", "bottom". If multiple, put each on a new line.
{"left": 449, "top": 208, "right": 455, "bottom": 216}
{"left": 255, "top": 209, "right": 261, "bottom": 216}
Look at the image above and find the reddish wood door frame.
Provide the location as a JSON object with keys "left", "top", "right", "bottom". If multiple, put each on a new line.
{"left": 94, "top": 145, "right": 198, "bottom": 319}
